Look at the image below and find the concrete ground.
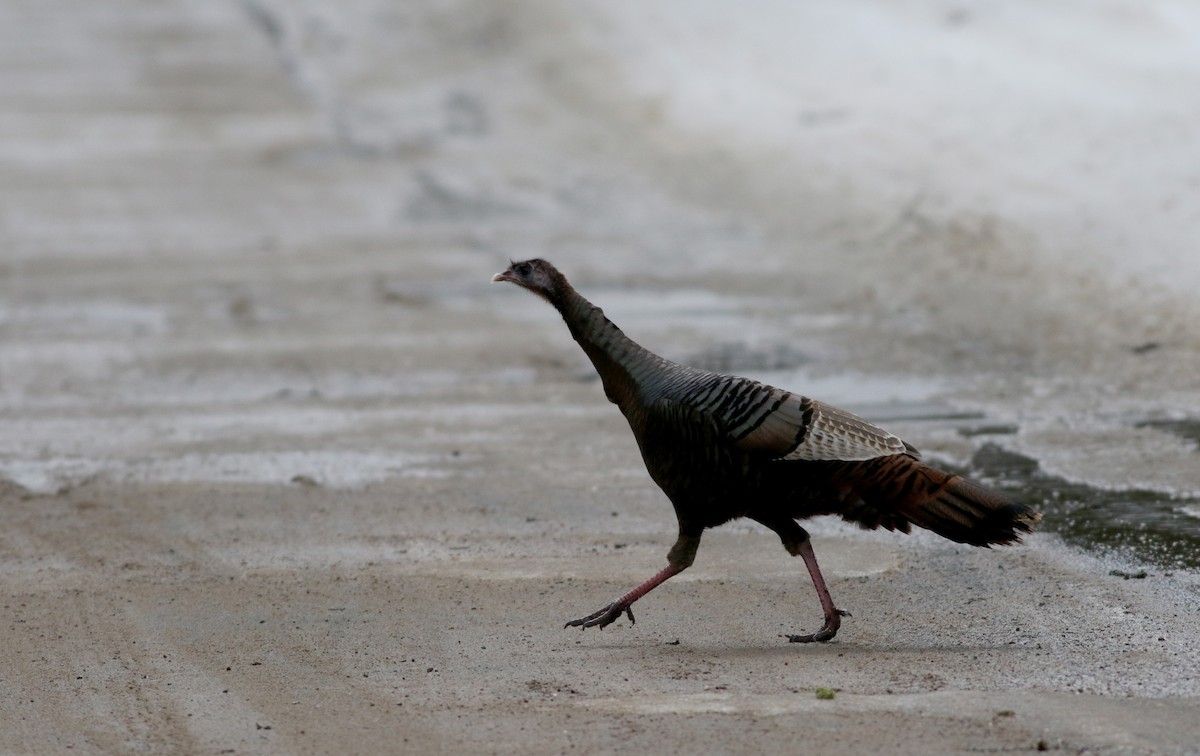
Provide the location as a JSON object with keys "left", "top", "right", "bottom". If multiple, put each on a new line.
{"left": 3, "top": 2, "right": 1199, "bottom": 753}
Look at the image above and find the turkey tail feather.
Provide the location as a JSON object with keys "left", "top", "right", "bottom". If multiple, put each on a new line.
{"left": 823, "top": 455, "right": 1040, "bottom": 547}
{"left": 902, "top": 473, "right": 1040, "bottom": 547}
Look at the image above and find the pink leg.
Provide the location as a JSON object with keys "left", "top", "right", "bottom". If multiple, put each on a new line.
{"left": 787, "top": 539, "right": 849, "bottom": 643}
{"left": 749, "top": 515, "right": 848, "bottom": 643}
{"left": 565, "top": 532, "right": 700, "bottom": 630}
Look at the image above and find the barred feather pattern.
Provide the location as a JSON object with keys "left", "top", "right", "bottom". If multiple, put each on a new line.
{"left": 775, "top": 455, "right": 1039, "bottom": 547}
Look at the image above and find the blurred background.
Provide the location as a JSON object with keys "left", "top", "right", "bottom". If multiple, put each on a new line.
{"left": 3, "top": 0, "right": 1200, "bottom": 563}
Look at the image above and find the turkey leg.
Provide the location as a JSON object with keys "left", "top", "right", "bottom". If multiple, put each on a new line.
{"left": 751, "top": 515, "right": 849, "bottom": 643}
{"left": 565, "top": 531, "right": 700, "bottom": 630}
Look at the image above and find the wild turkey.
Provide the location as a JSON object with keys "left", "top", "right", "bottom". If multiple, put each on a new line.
{"left": 492, "top": 259, "right": 1040, "bottom": 642}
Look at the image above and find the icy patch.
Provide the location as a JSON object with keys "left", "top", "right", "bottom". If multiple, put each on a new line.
{"left": 0, "top": 300, "right": 169, "bottom": 337}
{"left": 0, "top": 458, "right": 110, "bottom": 494}
{"left": 0, "top": 450, "right": 461, "bottom": 493}
{"left": 123, "top": 450, "right": 456, "bottom": 488}
{"left": 581, "top": 693, "right": 811, "bottom": 716}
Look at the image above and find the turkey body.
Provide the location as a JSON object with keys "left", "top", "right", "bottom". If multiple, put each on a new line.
{"left": 493, "top": 258, "right": 1040, "bottom": 642}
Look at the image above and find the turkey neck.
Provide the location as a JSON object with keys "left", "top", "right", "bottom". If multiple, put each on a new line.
{"left": 549, "top": 284, "right": 669, "bottom": 422}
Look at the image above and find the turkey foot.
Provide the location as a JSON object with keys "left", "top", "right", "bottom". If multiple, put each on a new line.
{"left": 786, "top": 609, "right": 850, "bottom": 643}
{"left": 564, "top": 561, "right": 686, "bottom": 631}
{"left": 564, "top": 602, "right": 635, "bottom": 630}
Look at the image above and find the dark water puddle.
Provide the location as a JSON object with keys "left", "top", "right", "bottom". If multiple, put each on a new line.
{"left": 956, "top": 422, "right": 1019, "bottom": 437}
{"left": 960, "top": 443, "right": 1200, "bottom": 571}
